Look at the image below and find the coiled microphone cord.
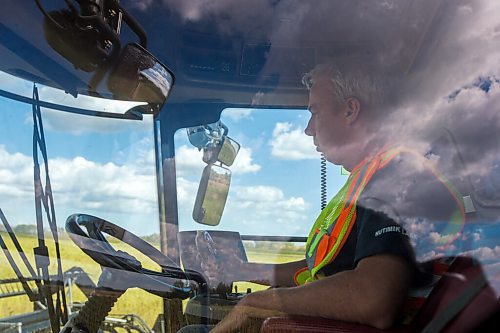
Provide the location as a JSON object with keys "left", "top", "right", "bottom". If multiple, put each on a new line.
{"left": 320, "top": 154, "right": 327, "bottom": 210}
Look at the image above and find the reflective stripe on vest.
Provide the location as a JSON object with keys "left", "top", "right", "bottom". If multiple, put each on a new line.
{"left": 297, "top": 146, "right": 465, "bottom": 286}
{"left": 303, "top": 148, "right": 393, "bottom": 283}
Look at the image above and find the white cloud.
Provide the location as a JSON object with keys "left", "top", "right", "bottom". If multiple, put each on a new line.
{"left": 235, "top": 185, "right": 284, "bottom": 202}
{"left": 419, "top": 244, "right": 500, "bottom": 268}
{"left": 175, "top": 176, "right": 199, "bottom": 206}
{"left": 230, "top": 185, "right": 309, "bottom": 226}
{"left": 175, "top": 145, "right": 205, "bottom": 176}
{"left": 45, "top": 157, "right": 157, "bottom": 214}
{"left": 115, "top": 136, "right": 156, "bottom": 174}
{"left": 232, "top": 147, "right": 261, "bottom": 174}
{"left": 222, "top": 108, "right": 253, "bottom": 122}
{"left": 404, "top": 219, "right": 435, "bottom": 239}
{"left": 0, "top": 143, "right": 159, "bottom": 234}
{"left": 175, "top": 145, "right": 260, "bottom": 176}
{"left": 175, "top": 175, "right": 312, "bottom": 235}
{"left": 418, "top": 250, "right": 440, "bottom": 262}
{"left": 428, "top": 232, "right": 450, "bottom": 245}
{"left": 0, "top": 71, "right": 26, "bottom": 94}
{"left": 0, "top": 112, "right": 261, "bottom": 236}
{"left": 463, "top": 246, "right": 500, "bottom": 262}
{"left": 161, "top": 0, "right": 276, "bottom": 34}
{"left": 0, "top": 146, "right": 33, "bottom": 195}
{"left": 128, "top": 0, "right": 155, "bottom": 12}
{"left": 270, "top": 122, "right": 319, "bottom": 160}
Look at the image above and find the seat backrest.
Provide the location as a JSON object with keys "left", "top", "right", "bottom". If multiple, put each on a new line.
{"left": 414, "top": 256, "right": 500, "bottom": 332}
{"left": 260, "top": 256, "right": 499, "bottom": 333}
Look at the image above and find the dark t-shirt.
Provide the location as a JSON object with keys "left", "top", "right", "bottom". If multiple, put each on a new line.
{"left": 320, "top": 205, "right": 417, "bottom": 276}
{"left": 318, "top": 152, "right": 459, "bottom": 286}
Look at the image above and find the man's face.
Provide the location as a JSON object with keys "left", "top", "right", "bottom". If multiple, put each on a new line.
{"left": 305, "top": 75, "right": 352, "bottom": 165}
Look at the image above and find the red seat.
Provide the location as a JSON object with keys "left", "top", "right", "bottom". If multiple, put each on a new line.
{"left": 261, "top": 256, "right": 499, "bottom": 333}
{"left": 261, "top": 316, "right": 418, "bottom": 333}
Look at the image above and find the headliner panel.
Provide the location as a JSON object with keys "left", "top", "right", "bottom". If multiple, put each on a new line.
{"left": 0, "top": 0, "right": 450, "bottom": 109}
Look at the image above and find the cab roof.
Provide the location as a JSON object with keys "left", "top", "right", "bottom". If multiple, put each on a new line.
{"left": 0, "top": 0, "right": 459, "bottom": 109}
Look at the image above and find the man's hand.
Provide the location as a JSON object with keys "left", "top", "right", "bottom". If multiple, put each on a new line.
{"left": 211, "top": 254, "right": 411, "bottom": 331}
{"left": 210, "top": 292, "right": 285, "bottom": 333}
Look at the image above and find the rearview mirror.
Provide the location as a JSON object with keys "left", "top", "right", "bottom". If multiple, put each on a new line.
{"left": 193, "top": 164, "right": 231, "bottom": 226}
{"left": 203, "top": 136, "right": 240, "bottom": 166}
{"left": 108, "top": 43, "right": 174, "bottom": 106}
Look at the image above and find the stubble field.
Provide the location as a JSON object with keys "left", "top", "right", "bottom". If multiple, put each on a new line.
{"left": 0, "top": 233, "right": 303, "bottom": 328}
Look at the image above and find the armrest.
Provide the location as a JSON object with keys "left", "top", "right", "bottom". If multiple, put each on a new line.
{"left": 260, "top": 316, "right": 418, "bottom": 333}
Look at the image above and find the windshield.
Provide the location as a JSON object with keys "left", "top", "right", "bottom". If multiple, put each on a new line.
{"left": 1, "top": 1, "right": 499, "bottom": 333}
{"left": 0, "top": 72, "right": 162, "bottom": 326}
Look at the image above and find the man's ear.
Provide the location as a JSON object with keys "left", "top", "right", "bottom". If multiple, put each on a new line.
{"left": 343, "top": 97, "right": 361, "bottom": 125}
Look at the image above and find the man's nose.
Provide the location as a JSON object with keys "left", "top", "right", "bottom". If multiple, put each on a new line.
{"left": 305, "top": 119, "right": 314, "bottom": 136}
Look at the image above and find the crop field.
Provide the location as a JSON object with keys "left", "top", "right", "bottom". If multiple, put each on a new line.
{"left": 0, "top": 233, "right": 303, "bottom": 328}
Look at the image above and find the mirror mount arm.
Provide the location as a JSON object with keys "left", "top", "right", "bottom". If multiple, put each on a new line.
{"left": 118, "top": 3, "right": 148, "bottom": 48}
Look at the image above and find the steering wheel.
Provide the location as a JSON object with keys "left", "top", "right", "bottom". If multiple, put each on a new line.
{"left": 65, "top": 213, "right": 207, "bottom": 298}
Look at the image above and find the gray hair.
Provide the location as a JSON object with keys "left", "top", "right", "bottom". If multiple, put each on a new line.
{"left": 302, "top": 59, "right": 397, "bottom": 115}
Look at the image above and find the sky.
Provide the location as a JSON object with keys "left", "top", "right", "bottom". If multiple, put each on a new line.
{"left": 1, "top": 0, "right": 499, "bottom": 284}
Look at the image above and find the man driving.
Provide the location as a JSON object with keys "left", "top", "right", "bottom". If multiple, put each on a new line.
{"left": 194, "top": 59, "right": 462, "bottom": 333}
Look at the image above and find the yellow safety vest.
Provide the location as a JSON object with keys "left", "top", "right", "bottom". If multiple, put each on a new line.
{"left": 294, "top": 146, "right": 465, "bottom": 286}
